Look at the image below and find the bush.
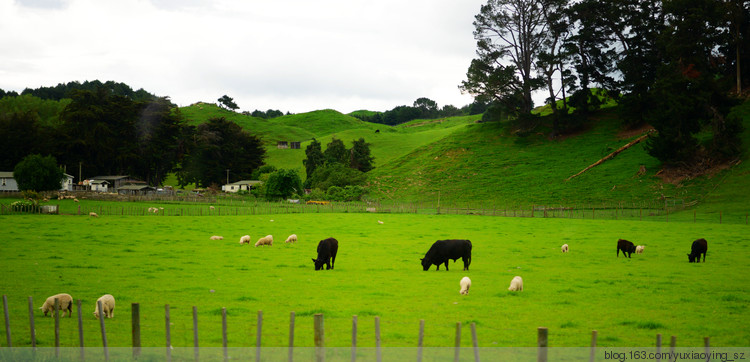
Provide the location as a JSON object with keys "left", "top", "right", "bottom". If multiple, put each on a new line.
{"left": 10, "top": 200, "right": 38, "bottom": 213}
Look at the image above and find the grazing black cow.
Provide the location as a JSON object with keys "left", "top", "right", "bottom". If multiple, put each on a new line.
{"left": 312, "top": 237, "right": 338, "bottom": 270}
{"left": 617, "top": 239, "right": 636, "bottom": 258}
{"left": 421, "top": 239, "right": 472, "bottom": 271}
{"left": 688, "top": 238, "right": 708, "bottom": 263}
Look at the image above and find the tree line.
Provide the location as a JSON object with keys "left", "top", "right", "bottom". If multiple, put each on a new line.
{"left": 350, "top": 97, "right": 490, "bottom": 126}
{"left": 461, "top": 0, "right": 748, "bottom": 165}
{"left": 0, "top": 88, "right": 265, "bottom": 190}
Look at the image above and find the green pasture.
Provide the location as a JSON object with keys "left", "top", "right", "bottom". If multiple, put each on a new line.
{"left": 1, "top": 213, "right": 748, "bottom": 349}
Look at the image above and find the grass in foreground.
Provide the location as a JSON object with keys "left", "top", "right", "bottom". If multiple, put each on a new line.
{"left": 1, "top": 213, "right": 747, "bottom": 348}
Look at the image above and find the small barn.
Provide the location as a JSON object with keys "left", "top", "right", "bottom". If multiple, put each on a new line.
{"left": 117, "top": 184, "right": 156, "bottom": 195}
{"left": 89, "top": 180, "right": 109, "bottom": 192}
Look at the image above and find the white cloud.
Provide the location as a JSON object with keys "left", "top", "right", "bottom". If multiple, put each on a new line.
{"left": 1, "top": 0, "right": 486, "bottom": 113}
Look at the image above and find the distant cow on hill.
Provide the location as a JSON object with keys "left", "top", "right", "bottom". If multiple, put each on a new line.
{"left": 688, "top": 238, "right": 708, "bottom": 263}
{"left": 421, "top": 239, "right": 472, "bottom": 271}
{"left": 617, "top": 239, "right": 636, "bottom": 258}
{"left": 312, "top": 237, "right": 338, "bottom": 270}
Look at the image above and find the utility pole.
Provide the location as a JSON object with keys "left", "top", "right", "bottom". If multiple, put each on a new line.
{"left": 226, "top": 169, "right": 230, "bottom": 185}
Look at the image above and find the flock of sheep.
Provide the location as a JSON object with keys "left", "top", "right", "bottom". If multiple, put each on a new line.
{"left": 38, "top": 293, "right": 115, "bottom": 319}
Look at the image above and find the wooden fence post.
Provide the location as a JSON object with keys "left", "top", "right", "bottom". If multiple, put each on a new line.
{"left": 351, "top": 315, "right": 357, "bottom": 362}
{"left": 417, "top": 319, "right": 425, "bottom": 362}
{"left": 256, "top": 310, "right": 263, "bottom": 362}
{"left": 165, "top": 304, "right": 172, "bottom": 362}
{"left": 314, "top": 313, "right": 324, "bottom": 362}
{"left": 222, "top": 308, "right": 228, "bottom": 362}
{"left": 54, "top": 298, "right": 60, "bottom": 357}
{"left": 3, "top": 295, "right": 11, "bottom": 348}
{"left": 27, "top": 297, "right": 35, "bottom": 349}
{"left": 289, "top": 312, "right": 295, "bottom": 362}
{"left": 589, "top": 330, "right": 597, "bottom": 362}
{"left": 669, "top": 336, "right": 676, "bottom": 362}
{"left": 656, "top": 334, "right": 662, "bottom": 362}
{"left": 375, "top": 316, "right": 381, "bottom": 362}
{"left": 704, "top": 337, "right": 710, "bottom": 361}
{"left": 98, "top": 300, "right": 109, "bottom": 361}
{"left": 471, "top": 322, "right": 479, "bottom": 362}
{"left": 454, "top": 322, "right": 461, "bottom": 362}
{"left": 132, "top": 303, "right": 141, "bottom": 359}
{"left": 77, "top": 299, "right": 84, "bottom": 361}
{"left": 193, "top": 306, "right": 199, "bottom": 362}
{"left": 537, "top": 327, "right": 548, "bottom": 362}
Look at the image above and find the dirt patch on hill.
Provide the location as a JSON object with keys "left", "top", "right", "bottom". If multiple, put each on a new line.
{"left": 656, "top": 158, "right": 740, "bottom": 185}
{"left": 618, "top": 123, "right": 655, "bottom": 139}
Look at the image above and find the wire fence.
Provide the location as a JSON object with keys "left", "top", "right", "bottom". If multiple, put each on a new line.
{"left": 1, "top": 194, "right": 748, "bottom": 224}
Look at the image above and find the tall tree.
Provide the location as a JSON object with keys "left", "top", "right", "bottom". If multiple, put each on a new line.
{"left": 132, "top": 97, "right": 185, "bottom": 186}
{"left": 349, "top": 138, "right": 375, "bottom": 173}
{"left": 179, "top": 117, "right": 265, "bottom": 188}
{"left": 462, "top": 0, "right": 548, "bottom": 115}
{"left": 646, "top": 0, "right": 740, "bottom": 164}
{"left": 303, "top": 139, "right": 325, "bottom": 183}
{"left": 218, "top": 95, "right": 239, "bottom": 111}
{"left": 13, "top": 154, "right": 64, "bottom": 192}
{"left": 324, "top": 138, "right": 348, "bottom": 165}
{"left": 413, "top": 97, "right": 438, "bottom": 119}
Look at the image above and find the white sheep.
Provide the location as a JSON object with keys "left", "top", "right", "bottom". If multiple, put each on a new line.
{"left": 210, "top": 235, "right": 224, "bottom": 240}
{"left": 508, "top": 276, "right": 523, "bottom": 292}
{"left": 40, "top": 293, "right": 73, "bottom": 317}
{"left": 93, "top": 294, "right": 115, "bottom": 319}
{"left": 89, "top": 212, "right": 99, "bottom": 218}
{"left": 239, "top": 235, "right": 251, "bottom": 245}
{"left": 284, "top": 234, "right": 297, "bottom": 243}
{"left": 255, "top": 235, "right": 273, "bottom": 247}
{"left": 459, "top": 276, "right": 471, "bottom": 295}
{"left": 636, "top": 245, "right": 645, "bottom": 254}
{"left": 210, "top": 206, "right": 215, "bottom": 210}
{"left": 561, "top": 244, "right": 569, "bottom": 253}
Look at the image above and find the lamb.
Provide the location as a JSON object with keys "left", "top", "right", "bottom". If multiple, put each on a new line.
{"left": 561, "top": 244, "right": 569, "bottom": 253}
{"left": 40, "top": 293, "right": 73, "bottom": 317}
{"left": 635, "top": 245, "right": 645, "bottom": 254}
{"left": 459, "top": 276, "right": 471, "bottom": 295}
{"left": 93, "top": 294, "right": 115, "bottom": 319}
{"left": 284, "top": 234, "right": 297, "bottom": 243}
{"left": 508, "top": 276, "right": 523, "bottom": 292}
{"left": 255, "top": 235, "right": 273, "bottom": 247}
{"left": 210, "top": 235, "right": 224, "bottom": 240}
{"left": 210, "top": 206, "right": 215, "bottom": 210}
{"left": 89, "top": 212, "right": 99, "bottom": 218}
{"left": 239, "top": 235, "right": 251, "bottom": 245}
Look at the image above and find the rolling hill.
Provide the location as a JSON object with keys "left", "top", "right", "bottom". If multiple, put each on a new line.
{"left": 178, "top": 100, "right": 750, "bottom": 215}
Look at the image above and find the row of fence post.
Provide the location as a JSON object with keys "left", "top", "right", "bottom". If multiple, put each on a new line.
{"left": 1, "top": 296, "right": 714, "bottom": 362}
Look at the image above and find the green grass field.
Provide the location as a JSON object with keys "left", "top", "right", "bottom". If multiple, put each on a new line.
{"left": 1, "top": 213, "right": 747, "bottom": 349}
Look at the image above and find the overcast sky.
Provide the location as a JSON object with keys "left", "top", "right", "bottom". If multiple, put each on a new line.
{"left": 0, "top": 0, "right": 489, "bottom": 114}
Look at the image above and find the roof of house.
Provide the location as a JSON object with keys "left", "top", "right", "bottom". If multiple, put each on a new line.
{"left": 0, "top": 172, "right": 13, "bottom": 178}
{"left": 226, "top": 180, "right": 263, "bottom": 186}
{"left": 118, "top": 185, "right": 155, "bottom": 191}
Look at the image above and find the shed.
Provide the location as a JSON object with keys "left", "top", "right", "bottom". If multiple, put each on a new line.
{"left": 89, "top": 180, "right": 109, "bottom": 192}
{"left": 90, "top": 175, "right": 129, "bottom": 192}
{"left": 222, "top": 180, "right": 263, "bottom": 193}
{"left": 117, "top": 184, "right": 156, "bottom": 195}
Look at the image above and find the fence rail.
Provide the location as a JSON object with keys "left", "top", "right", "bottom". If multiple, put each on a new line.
{"left": 1, "top": 296, "right": 714, "bottom": 362}
{"left": 2, "top": 199, "right": 748, "bottom": 225}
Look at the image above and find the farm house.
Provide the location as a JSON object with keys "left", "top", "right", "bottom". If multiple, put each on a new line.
{"left": 222, "top": 180, "right": 262, "bottom": 193}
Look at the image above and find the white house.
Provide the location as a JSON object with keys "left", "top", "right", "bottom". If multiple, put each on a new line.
{"left": 0, "top": 172, "right": 18, "bottom": 192}
{"left": 222, "top": 180, "right": 262, "bottom": 193}
{"left": 0, "top": 171, "right": 73, "bottom": 192}
{"left": 60, "top": 173, "right": 74, "bottom": 191}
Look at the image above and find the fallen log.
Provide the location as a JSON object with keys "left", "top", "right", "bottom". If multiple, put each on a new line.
{"left": 566, "top": 130, "right": 654, "bottom": 181}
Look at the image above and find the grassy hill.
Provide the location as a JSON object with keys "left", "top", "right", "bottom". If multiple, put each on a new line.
{"left": 178, "top": 100, "right": 750, "bottom": 213}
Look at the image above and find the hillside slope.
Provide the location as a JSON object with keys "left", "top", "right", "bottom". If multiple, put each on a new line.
{"left": 179, "top": 101, "right": 750, "bottom": 210}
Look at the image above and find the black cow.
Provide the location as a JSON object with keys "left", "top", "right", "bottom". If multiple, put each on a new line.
{"left": 421, "top": 239, "right": 472, "bottom": 271}
{"left": 688, "top": 238, "right": 708, "bottom": 263}
{"left": 312, "top": 237, "right": 338, "bottom": 270}
{"left": 617, "top": 239, "right": 636, "bottom": 258}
